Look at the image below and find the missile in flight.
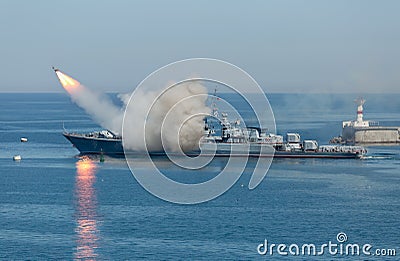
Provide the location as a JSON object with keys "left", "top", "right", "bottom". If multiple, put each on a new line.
{"left": 52, "top": 67, "right": 81, "bottom": 93}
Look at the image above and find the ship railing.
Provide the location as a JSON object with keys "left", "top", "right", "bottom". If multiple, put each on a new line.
{"left": 319, "top": 145, "right": 366, "bottom": 154}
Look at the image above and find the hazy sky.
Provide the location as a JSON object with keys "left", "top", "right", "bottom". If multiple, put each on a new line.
{"left": 0, "top": 0, "right": 399, "bottom": 93}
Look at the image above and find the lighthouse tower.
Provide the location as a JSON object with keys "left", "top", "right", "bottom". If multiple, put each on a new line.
{"left": 356, "top": 97, "right": 365, "bottom": 123}
{"left": 342, "top": 97, "right": 370, "bottom": 128}
{"left": 339, "top": 97, "right": 399, "bottom": 144}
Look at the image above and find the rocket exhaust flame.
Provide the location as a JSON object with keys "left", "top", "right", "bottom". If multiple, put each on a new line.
{"left": 53, "top": 67, "right": 123, "bottom": 134}
{"left": 54, "top": 70, "right": 81, "bottom": 93}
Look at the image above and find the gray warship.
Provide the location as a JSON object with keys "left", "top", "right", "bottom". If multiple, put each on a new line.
{"left": 63, "top": 108, "right": 366, "bottom": 159}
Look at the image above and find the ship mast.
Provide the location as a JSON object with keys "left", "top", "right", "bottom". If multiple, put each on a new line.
{"left": 211, "top": 88, "right": 219, "bottom": 118}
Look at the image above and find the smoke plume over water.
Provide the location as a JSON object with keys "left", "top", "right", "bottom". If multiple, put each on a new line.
{"left": 55, "top": 70, "right": 210, "bottom": 152}
{"left": 122, "top": 81, "right": 210, "bottom": 152}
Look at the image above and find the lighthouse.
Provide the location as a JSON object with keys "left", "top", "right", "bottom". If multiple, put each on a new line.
{"left": 337, "top": 97, "right": 400, "bottom": 144}
{"left": 356, "top": 98, "right": 365, "bottom": 122}
{"left": 342, "top": 97, "right": 370, "bottom": 128}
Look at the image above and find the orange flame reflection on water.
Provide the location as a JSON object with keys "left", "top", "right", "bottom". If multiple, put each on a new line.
{"left": 75, "top": 157, "right": 99, "bottom": 260}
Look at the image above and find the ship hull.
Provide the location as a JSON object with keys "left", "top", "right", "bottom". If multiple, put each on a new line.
{"left": 198, "top": 142, "right": 360, "bottom": 159}
{"left": 63, "top": 133, "right": 124, "bottom": 155}
{"left": 202, "top": 151, "right": 360, "bottom": 159}
{"left": 63, "top": 133, "right": 362, "bottom": 159}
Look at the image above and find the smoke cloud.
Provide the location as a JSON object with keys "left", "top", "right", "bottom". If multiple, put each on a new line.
{"left": 68, "top": 87, "right": 124, "bottom": 134}
{"left": 122, "top": 81, "right": 210, "bottom": 152}
{"left": 57, "top": 70, "right": 210, "bottom": 152}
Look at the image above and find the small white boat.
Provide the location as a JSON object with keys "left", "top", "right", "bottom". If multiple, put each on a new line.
{"left": 13, "top": 155, "right": 22, "bottom": 161}
{"left": 20, "top": 137, "right": 28, "bottom": 142}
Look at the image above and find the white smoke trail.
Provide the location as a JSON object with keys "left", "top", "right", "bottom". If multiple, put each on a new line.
{"left": 57, "top": 70, "right": 210, "bottom": 152}
{"left": 68, "top": 87, "right": 124, "bottom": 134}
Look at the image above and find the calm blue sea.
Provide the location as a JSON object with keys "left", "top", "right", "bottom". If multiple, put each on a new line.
{"left": 0, "top": 93, "right": 399, "bottom": 260}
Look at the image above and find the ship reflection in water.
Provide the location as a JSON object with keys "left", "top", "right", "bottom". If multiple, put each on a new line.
{"left": 74, "top": 157, "right": 100, "bottom": 260}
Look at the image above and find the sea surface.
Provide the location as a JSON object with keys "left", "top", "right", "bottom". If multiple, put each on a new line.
{"left": 0, "top": 93, "right": 399, "bottom": 260}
